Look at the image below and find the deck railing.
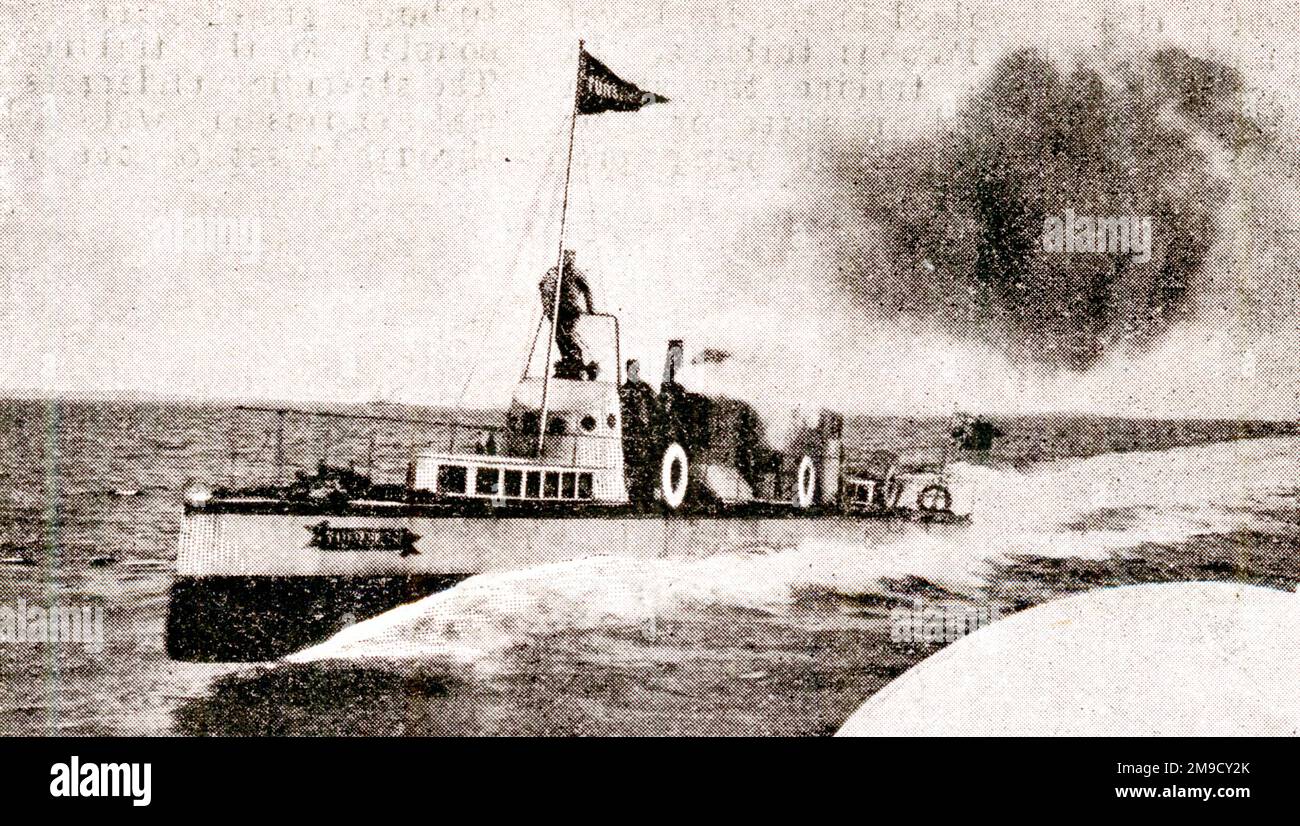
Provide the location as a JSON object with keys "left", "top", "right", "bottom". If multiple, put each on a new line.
{"left": 222, "top": 404, "right": 626, "bottom": 488}
{"left": 222, "top": 405, "right": 506, "bottom": 487}
{"left": 221, "top": 405, "right": 957, "bottom": 494}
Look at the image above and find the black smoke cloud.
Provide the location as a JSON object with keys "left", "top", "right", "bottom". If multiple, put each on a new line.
{"left": 809, "top": 47, "right": 1269, "bottom": 371}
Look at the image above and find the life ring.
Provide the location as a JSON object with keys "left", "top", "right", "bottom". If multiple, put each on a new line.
{"left": 916, "top": 483, "right": 953, "bottom": 512}
{"left": 796, "top": 455, "right": 816, "bottom": 508}
{"left": 660, "top": 442, "right": 689, "bottom": 510}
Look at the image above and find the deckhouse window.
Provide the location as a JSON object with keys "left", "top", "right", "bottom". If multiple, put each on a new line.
{"left": 475, "top": 467, "right": 500, "bottom": 496}
{"left": 544, "top": 471, "right": 560, "bottom": 498}
{"left": 504, "top": 469, "right": 522, "bottom": 497}
{"left": 577, "top": 472, "right": 593, "bottom": 499}
{"left": 525, "top": 471, "right": 541, "bottom": 498}
{"left": 562, "top": 472, "right": 576, "bottom": 498}
{"left": 437, "top": 465, "right": 467, "bottom": 494}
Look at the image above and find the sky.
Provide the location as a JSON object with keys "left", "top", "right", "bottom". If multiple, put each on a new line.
{"left": 2, "top": 0, "right": 1298, "bottom": 418}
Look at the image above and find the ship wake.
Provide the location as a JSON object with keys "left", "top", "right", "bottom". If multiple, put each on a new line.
{"left": 287, "top": 437, "right": 1300, "bottom": 676}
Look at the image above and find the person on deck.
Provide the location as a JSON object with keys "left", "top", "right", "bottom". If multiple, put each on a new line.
{"left": 619, "top": 359, "right": 660, "bottom": 505}
{"left": 539, "top": 249, "right": 596, "bottom": 380}
{"left": 951, "top": 412, "right": 1003, "bottom": 452}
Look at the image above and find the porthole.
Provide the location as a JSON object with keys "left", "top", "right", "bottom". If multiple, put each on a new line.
{"left": 580, "top": 414, "right": 597, "bottom": 431}
{"left": 606, "top": 414, "right": 617, "bottom": 429}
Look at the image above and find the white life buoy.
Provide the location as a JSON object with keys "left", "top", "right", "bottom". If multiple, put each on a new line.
{"left": 661, "top": 442, "right": 689, "bottom": 510}
{"left": 916, "top": 484, "right": 953, "bottom": 512}
{"left": 796, "top": 455, "right": 816, "bottom": 508}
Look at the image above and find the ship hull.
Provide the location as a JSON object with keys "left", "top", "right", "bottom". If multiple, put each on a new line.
{"left": 168, "top": 506, "right": 969, "bottom": 661}
{"left": 166, "top": 573, "right": 470, "bottom": 662}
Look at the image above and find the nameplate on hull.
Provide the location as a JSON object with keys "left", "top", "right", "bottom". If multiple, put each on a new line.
{"left": 306, "top": 521, "right": 421, "bottom": 556}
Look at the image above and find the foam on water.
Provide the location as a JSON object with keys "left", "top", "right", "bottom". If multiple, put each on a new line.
{"left": 288, "top": 530, "right": 989, "bottom": 671}
{"left": 290, "top": 437, "right": 1299, "bottom": 672}
{"left": 953, "top": 435, "right": 1299, "bottom": 557}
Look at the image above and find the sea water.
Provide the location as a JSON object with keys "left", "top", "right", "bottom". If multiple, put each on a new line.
{"left": 0, "top": 399, "right": 1296, "bottom": 735}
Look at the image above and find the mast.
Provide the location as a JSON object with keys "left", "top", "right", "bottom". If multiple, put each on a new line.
{"left": 536, "top": 39, "right": 583, "bottom": 458}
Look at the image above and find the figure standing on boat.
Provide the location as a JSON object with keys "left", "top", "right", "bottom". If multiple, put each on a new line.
{"left": 619, "top": 358, "right": 661, "bottom": 504}
{"left": 540, "top": 249, "right": 597, "bottom": 380}
{"left": 951, "top": 412, "right": 1003, "bottom": 452}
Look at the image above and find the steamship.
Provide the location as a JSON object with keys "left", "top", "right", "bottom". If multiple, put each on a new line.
{"left": 166, "top": 43, "right": 971, "bottom": 661}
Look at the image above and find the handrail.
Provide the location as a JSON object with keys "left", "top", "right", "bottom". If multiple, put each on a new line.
{"left": 521, "top": 311, "right": 622, "bottom": 384}
{"left": 587, "top": 312, "right": 622, "bottom": 385}
{"left": 233, "top": 404, "right": 504, "bottom": 432}
{"left": 225, "top": 405, "right": 507, "bottom": 487}
{"left": 422, "top": 430, "right": 625, "bottom": 447}
{"left": 224, "top": 402, "right": 628, "bottom": 486}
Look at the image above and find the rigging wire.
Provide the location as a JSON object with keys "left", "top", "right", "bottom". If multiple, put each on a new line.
{"left": 451, "top": 112, "right": 570, "bottom": 407}
{"left": 578, "top": 141, "right": 645, "bottom": 313}
{"left": 515, "top": 184, "right": 562, "bottom": 384}
{"left": 577, "top": 144, "right": 606, "bottom": 310}
{"left": 516, "top": 143, "right": 571, "bottom": 381}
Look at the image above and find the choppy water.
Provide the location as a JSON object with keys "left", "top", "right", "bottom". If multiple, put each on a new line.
{"left": 0, "top": 399, "right": 1297, "bottom": 735}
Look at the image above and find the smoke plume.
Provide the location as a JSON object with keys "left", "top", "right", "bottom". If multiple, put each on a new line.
{"left": 808, "top": 47, "right": 1270, "bottom": 371}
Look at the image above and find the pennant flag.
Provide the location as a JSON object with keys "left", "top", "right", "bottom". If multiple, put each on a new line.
{"left": 576, "top": 47, "right": 669, "bottom": 115}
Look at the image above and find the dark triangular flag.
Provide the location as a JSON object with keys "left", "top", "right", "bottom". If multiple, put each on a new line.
{"left": 576, "top": 48, "right": 668, "bottom": 115}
